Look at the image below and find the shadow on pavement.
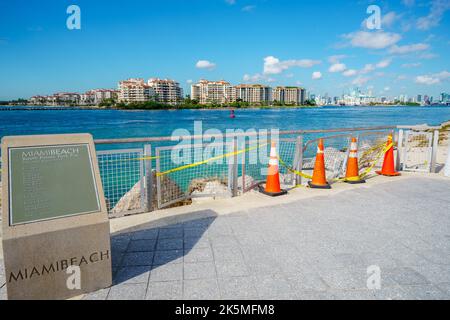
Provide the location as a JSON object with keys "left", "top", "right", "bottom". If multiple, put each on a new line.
{"left": 110, "top": 209, "right": 217, "bottom": 285}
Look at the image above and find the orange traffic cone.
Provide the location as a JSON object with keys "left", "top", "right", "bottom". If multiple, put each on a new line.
{"left": 308, "top": 138, "right": 331, "bottom": 189}
{"left": 376, "top": 134, "right": 400, "bottom": 176}
{"left": 258, "top": 142, "right": 287, "bottom": 196}
{"left": 344, "top": 137, "right": 366, "bottom": 184}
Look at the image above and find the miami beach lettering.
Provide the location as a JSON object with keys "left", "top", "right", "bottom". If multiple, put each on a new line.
{"left": 8, "top": 250, "right": 110, "bottom": 283}
{"left": 21, "top": 146, "right": 80, "bottom": 161}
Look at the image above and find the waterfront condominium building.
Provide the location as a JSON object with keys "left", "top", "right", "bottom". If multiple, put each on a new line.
{"left": 272, "top": 86, "right": 305, "bottom": 105}
{"left": 235, "top": 84, "right": 272, "bottom": 105}
{"left": 148, "top": 78, "right": 183, "bottom": 105}
{"left": 49, "top": 92, "right": 80, "bottom": 105}
{"left": 191, "top": 79, "right": 236, "bottom": 104}
{"left": 118, "top": 78, "right": 155, "bottom": 102}
{"left": 80, "top": 89, "right": 119, "bottom": 105}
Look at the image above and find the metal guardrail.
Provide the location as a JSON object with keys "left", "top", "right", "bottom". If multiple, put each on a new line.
{"left": 0, "top": 124, "right": 446, "bottom": 218}
{"left": 93, "top": 125, "right": 397, "bottom": 145}
{"left": 93, "top": 126, "right": 402, "bottom": 216}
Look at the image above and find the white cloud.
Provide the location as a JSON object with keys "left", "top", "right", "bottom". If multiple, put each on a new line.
{"left": 196, "top": 60, "right": 216, "bottom": 70}
{"left": 415, "top": 76, "right": 439, "bottom": 85}
{"left": 361, "top": 12, "right": 400, "bottom": 30}
{"left": 312, "top": 71, "right": 322, "bottom": 80}
{"left": 328, "top": 55, "right": 347, "bottom": 64}
{"left": 417, "top": 0, "right": 450, "bottom": 30}
{"left": 415, "top": 71, "right": 450, "bottom": 85}
{"left": 397, "top": 75, "right": 407, "bottom": 80}
{"left": 401, "top": 21, "right": 413, "bottom": 32}
{"left": 344, "top": 31, "right": 401, "bottom": 49}
{"left": 186, "top": 79, "right": 193, "bottom": 84}
{"left": 342, "top": 69, "right": 357, "bottom": 77}
{"left": 402, "top": 0, "right": 415, "bottom": 7}
{"left": 342, "top": 58, "right": 392, "bottom": 79}
{"left": 389, "top": 43, "right": 429, "bottom": 54}
{"left": 384, "top": 86, "right": 391, "bottom": 91}
{"left": 243, "top": 73, "right": 275, "bottom": 83}
{"left": 425, "top": 34, "right": 436, "bottom": 42}
{"left": 419, "top": 52, "right": 438, "bottom": 59}
{"left": 243, "top": 73, "right": 262, "bottom": 82}
{"left": 401, "top": 62, "right": 421, "bottom": 68}
{"left": 381, "top": 12, "right": 400, "bottom": 28}
{"left": 376, "top": 58, "right": 392, "bottom": 68}
{"left": 225, "top": 0, "right": 236, "bottom": 4}
{"left": 352, "top": 76, "right": 370, "bottom": 86}
{"left": 242, "top": 5, "right": 256, "bottom": 12}
{"left": 263, "top": 56, "right": 321, "bottom": 75}
{"left": 360, "top": 64, "right": 375, "bottom": 74}
{"left": 328, "top": 63, "right": 347, "bottom": 73}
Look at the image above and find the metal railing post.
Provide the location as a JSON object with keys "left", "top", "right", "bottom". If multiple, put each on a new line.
{"left": 293, "top": 135, "right": 303, "bottom": 186}
{"left": 232, "top": 138, "right": 238, "bottom": 197}
{"left": 430, "top": 130, "right": 439, "bottom": 173}
{"left": 144, "top": 144, "right": 153, "bottom": 212}
{"left": 241, "top": 142, "right": 246, "bottom": 193}
{"left": 155, "top": 148, "right": 162, "bottom": 209}
{"left": 396, "top": 129, "right": 404, "bottom": 171}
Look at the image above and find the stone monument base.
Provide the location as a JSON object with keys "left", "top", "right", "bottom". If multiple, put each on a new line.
{"left": 4, "top": 221, "right": 111, "bottom": 300}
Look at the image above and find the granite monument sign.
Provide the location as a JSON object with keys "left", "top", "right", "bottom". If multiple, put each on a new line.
{"left": 1, "top": 134, "right": 112, "bottom": 299}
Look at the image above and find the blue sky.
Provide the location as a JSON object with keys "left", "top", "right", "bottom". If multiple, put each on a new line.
{"left": 0, "top": 0, "right": 449, "bottom": 100}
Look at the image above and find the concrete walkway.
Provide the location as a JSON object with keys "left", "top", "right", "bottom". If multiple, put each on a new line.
{"left": 1, "top": 174, "right": 450, "bottom": 300}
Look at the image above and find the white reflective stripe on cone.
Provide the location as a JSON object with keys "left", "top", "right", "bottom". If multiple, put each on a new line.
{"left": 269, "top": 158, "right": 278, "bottom": 166}
{"left": 317, "top": 147, "right": 324, "bottom": 154}
{"left": 349, "top": 151, "right": 357, "bottom": 158}
{"left": 350, "top": 142, "right": 357, "bottom": 151}
{"left": 270, "top": 147, "right": 277, "bottom": 157}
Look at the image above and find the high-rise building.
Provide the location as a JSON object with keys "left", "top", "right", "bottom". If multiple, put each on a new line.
{"left": 272, "top": 86, "right": 305, "bottom": 105}
{"left": 80, "top": 89, "right": 118, "bottom": 105}
{"left": 51, "top": 92, "right": 80, "bottom": 105}
{"left": 118, "top": 78, "right": 155, "bottom": 102}
{"left": 417, "top": 94, "right": 422, "bottom": 103}
{"left": 148, "top": 78, "right": 183, "bottom": 105}
{"left": 191, "top": 80, "right": 235, "bottom": 104}
{"left": 235, "top": 84, "right": 272, "bottom": 105}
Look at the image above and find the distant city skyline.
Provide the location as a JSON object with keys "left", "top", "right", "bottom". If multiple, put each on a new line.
{"left": 24, "top": 75, "right": 449, "bottom": 107}
{"left": 0, "top": 0, "right": 449, "bottom": 100}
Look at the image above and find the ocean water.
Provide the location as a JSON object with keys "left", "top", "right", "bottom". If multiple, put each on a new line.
{"left": 1, "top": 105, "right": 450, "bottom": 141}
{"left": 2, "top": 105, "right": 449, "bottom": 208}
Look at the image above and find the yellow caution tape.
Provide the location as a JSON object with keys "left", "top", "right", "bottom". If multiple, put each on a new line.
{"left": 278, "top": 157, "right": 313, "bottom": 179}
{"left": 356, "top": 142, "right": 393, "bottom": 179}
{"left": 156, "top": 143, "right": 268, "bottom": 177}
{"left": 278, "top": 141, "right": 393, "bottom": 183}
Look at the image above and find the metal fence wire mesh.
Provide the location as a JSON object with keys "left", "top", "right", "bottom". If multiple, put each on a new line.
{"left": 402, "top": 131, "right": 433, "bottom": 172}
{"left": 156, "top": 143, "right": 233, "bottom": 208}
{"left": 1, "top": 126, "right": 443, "bottom": 218}
{"left": 302, "top": 134, "right": 352, "bottom": 181}
{"left": 239, "top": 138, "right": 297, "bottom": 193}
{"left": 357, "top": 131, "right": 392, "bottom": 174}
{"left": 97, "top": 149, "right": 145, "bottom": 215}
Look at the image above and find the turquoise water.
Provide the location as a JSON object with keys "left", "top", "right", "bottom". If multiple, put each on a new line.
{"left": 2, "top": 105, "right": 449, "bottom": 208}
{"left": 1, "top": 105, "right": 450, "bottom": 142}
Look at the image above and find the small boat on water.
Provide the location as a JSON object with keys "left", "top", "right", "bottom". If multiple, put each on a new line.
{"left": 229, "top": 109, "right": 236, "bottom": 119}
